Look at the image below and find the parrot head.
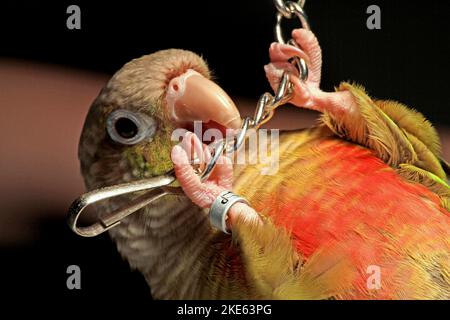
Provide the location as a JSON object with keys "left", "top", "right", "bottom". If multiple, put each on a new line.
{"left": 79, "top": 49, "right": 241, "bottom": 190}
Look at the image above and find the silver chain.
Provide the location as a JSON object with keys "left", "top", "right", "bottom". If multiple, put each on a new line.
{"left": 274, "top": 0, "right": 306, "bottom": 19}
{"left": 200, "top": 0, "right": 310, "bottom": 181}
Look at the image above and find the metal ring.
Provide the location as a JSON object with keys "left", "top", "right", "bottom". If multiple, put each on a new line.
{"left": 233, "top": 117, "right": 251, "bottom": 152}
{"left": 254, "top": 93, "right": 271, "bottom": 125}
{"left": 209, "top": 191, "right": 249, "bottom": 234}
{"left": 274, "top": 0, "right": 306, "bottom": 19}
{"left": 287, "top": 39, "right": 309, "bottom": 82}
{"left": 200, "top": 140, "right": 226, "bottom": 181}
{"left": 275, "top": 2, "right": 310, "bottom": 82}
{"left": 275, "top": 2, "right": 310, "bottom": 45}
{"left": 273, "top": 72, "right": 292, "bottom": 105}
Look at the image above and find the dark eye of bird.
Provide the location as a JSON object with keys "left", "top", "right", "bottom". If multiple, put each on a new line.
{"left": 115, "top": 117, "right": 138, "bottom": 139}
{"left": 107, "top": 109, "right": 156, "bottom": 145}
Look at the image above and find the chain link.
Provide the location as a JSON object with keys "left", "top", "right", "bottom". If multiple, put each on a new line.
{"left": 200, "top": 0, "right": 310, "bottom": 181}
{"left": 200, "top": 72, "right": 293, "bottom": 180}
{"left": 274, "top": 0, "right": 306, "bottom": 19}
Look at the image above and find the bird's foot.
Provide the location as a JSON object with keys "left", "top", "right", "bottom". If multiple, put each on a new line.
{"left": 171, "top": 132, "right": 232, "bottom": 208}
{"left": 171, "top": 132, "right": 261, "bottom": 229}
{"left": 264, "top": 28, "right": 357, "bottom": 118}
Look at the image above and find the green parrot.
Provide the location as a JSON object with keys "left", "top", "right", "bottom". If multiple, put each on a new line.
{"left": 78, "top": 29, "right": 450, "bottom": 299}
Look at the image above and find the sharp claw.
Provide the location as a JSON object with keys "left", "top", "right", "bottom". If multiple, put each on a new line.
{"left": 269, "top": 42, "right": 309, "bottom": 64}
{"left": 181, "top": 131, "right": 205, "bottom": 166}
{"left": 171, "top": 144, "right": 190, "bottom": 166}
{"left": 264, "top": 62, "right": 299, "bottom": 92}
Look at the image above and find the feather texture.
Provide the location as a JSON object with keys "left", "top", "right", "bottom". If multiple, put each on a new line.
{"left": 79, "top": 50, "right": 450, "bottom": 299}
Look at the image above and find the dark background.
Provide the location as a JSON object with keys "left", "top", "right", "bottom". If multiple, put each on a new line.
{"left": 2, "top": 0, "right": 450, "bottom": 124}
{"left": 0, "top": 0, "right": 449, "bottom": 302}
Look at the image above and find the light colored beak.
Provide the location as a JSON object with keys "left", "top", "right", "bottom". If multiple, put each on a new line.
{"left": 165, "top": 69, "right": 242, "bottom": 129}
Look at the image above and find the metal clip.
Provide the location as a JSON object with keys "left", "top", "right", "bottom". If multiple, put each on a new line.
{"left": 67, "top": 172, "right": 180, "bottom": 237}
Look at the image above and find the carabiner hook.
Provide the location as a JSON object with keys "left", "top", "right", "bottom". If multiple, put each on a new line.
{"left": 67, "top": 172, "right": 180, "bottom": 237}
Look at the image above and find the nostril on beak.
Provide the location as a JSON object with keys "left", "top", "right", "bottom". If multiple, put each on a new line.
{"left": 165, "top": 68, "right": 241, "bottom": 129}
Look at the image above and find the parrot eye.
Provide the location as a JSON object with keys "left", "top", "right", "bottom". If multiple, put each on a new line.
{"left": 106, "top": 109, "right": 157, "bottom": 145}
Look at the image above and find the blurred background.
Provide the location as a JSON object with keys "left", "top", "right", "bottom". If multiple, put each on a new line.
{"left": 0, "top": 0, "right": 449, "bottom": 301}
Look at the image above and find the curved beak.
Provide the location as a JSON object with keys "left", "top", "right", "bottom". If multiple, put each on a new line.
{"left": 165, "top": 69, "right": 242, "bottom": 129}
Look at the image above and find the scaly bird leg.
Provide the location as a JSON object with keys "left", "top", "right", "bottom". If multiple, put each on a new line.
{"left": 171, "top": 132, "right": 261, "bottom": 229}
{"left": 265, "top": 29, "right": 358, "bottom": 118}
